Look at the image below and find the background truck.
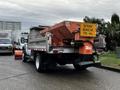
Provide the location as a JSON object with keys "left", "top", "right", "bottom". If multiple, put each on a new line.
{"left": 23, "top": 21, "right": 101, "bottom": 72}
{"left": 13, "top": 30, "right": 29, "bottom": 50}
{"left": 0, "top": 30, "right": 13, "bottom": 54}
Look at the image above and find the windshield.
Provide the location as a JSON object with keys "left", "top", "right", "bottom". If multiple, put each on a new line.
{"left": 0, "top": 39, "right": 11, "bottom": 44}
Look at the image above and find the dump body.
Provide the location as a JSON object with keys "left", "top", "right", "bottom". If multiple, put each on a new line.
{"left": 40, "top": 21, "right": 78, "bottom": 46}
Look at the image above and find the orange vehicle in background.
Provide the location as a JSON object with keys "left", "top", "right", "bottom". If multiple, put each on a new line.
{"left": 22, "top": 21, "right": 101, "bottom": 72}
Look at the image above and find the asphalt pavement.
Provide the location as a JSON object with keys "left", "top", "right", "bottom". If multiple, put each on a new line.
{"left": 0, "top": 55, "right": 120, "bottom": 90}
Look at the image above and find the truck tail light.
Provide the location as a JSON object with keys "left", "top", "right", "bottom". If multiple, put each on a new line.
{"left": 79, "top": 43, "right": 93, "bottom": 54}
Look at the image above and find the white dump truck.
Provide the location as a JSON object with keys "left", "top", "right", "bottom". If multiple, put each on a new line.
{"left": 22, "top": 22, "right": 101, "bottom": 72}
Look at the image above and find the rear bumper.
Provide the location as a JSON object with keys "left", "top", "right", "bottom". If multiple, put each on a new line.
{"left": 42, "top": 53, "right": 101, "bottom": 66}
{"left": 79, "top": 61, "right": 101, "bottom": 67}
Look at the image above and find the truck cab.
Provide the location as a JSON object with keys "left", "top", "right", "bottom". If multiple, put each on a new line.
{"left": 13, "top": 32, "right": 29, "bottom": 50}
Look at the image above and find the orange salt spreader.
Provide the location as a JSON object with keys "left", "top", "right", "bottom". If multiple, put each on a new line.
{"left": 40, "top": 21, "right": 97, "bottom": 55}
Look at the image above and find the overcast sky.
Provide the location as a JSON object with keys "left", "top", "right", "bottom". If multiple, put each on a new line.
{"left": 0, "top": 0, "right": 119, "bottom": 30}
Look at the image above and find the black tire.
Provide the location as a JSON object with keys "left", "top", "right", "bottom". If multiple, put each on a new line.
{"left": 32, "top": 51, "right": 37, "bottom": 61}
{"left": 73, "top": 64, "right": 87, "bottom": 71}
{"left": 22, "top": 46, "right": 27, "bottom": 62}
{"left": 35, "top": 54, "right": 47, "bottom": 72}
{"left": 22, "top": 53, "right": 28, "bottom": 62}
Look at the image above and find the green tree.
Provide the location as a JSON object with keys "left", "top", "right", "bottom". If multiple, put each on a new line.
{"left": 105, "top": 13, "right": 120, "bottom": 50}
{"left": 83, "top": 16, "right": 104, "bottom": 24}
{"left": 83, "top": 16, "right": 105, "bottom": 34}
{"left": 83, "top": 15, "right": 119, "bottom": 51}
{"left": 111, "top": 13, "right": 119, "bottom": 24}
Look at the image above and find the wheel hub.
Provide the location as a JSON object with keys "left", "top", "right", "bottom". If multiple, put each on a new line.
{"left": 36, "top": 56, "right": 40, "bottom": 69}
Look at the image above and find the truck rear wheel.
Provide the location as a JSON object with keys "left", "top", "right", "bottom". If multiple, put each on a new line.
{"left": 35, "top": 54, "right": 47, "bottom": 72}
{"left": 73, "top": 64, "right": 87, "bottom": 71}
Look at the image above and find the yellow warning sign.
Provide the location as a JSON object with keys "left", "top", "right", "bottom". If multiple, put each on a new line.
{"left": 80, "top": 23, "right": 97, "bottom": 37}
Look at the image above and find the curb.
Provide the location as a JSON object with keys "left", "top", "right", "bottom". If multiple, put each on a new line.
{"left": 95, "top": 65, "right": 120, "bottom": 73}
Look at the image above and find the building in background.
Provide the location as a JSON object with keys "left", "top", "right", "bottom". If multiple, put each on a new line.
{"left": 0, "top": 21, "right": 21, "bottom": 31}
